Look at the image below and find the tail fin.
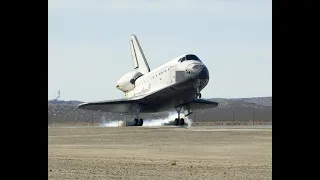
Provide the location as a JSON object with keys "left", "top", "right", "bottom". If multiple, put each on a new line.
{"left": 130, "top": 34, "right": 150, "bottom": 74}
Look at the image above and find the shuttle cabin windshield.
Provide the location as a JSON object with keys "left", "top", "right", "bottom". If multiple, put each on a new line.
{"left": 178, "top": 54, "right": 202, "bottom": 63}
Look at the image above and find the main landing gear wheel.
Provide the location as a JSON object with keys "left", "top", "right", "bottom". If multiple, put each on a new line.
{"left": 179, "top": 118, "right": 185, "bottom": 126}
{"left": 174, "top": 106, "right": 185, "bottom": 126}
{"left": 175, "top": 118, "right": 185, "bottom": 126}
{"left": 196, "top": 93, "right": 202, "bottom": 99}
{"left": 175, "top": 118, "right": 179, "bottom": 126}
{"left": 134, "top": 118, "right": 143, "bottom": 126}
{"left": 133, "top": 104, "right": 143, "bottom": 126}
{"left": 138, "top": 118, "right": 143, "bottom": 126}
{"left": 134, "top": 118, "right": 138, "bottom": 126}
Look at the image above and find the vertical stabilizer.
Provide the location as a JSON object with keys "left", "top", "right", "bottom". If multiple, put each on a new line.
{"left": 130, "top": 34, "right": 150, "bottom": 74}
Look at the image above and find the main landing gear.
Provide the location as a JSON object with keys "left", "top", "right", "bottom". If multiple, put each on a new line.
{"left": 195, "top": 93, "right": 201, "bottom": 98}
{"left": 133, "top": 104, "right": 143, "bottom": 126}
{"left": 134, "top": 118, "right": 143, "bottom": 126}
{"left": 175, "top": 118, "right": 185, "bottom": 126}
{"left": 174, "top": 106, "right": 185, "bottom": 126}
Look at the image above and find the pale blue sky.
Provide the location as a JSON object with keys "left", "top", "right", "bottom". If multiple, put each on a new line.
{"left": 48, "top": 0, "right": 272, "bottom": 102}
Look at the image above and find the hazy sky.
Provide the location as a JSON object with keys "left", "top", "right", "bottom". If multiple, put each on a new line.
{"left": 48, "top": 0, "right": 272, "bottom": 102}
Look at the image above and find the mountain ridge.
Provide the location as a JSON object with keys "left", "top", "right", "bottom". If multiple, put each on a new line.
{"left": 48, "top": 97, "right": 272, "bottom": 125}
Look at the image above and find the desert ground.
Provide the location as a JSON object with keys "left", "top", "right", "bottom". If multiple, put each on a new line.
{"left": 48, "top": 125, "right": 272, "bottom": 180}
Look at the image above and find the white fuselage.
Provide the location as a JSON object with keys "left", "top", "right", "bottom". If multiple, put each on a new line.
{"left": 123, "top": 54, "right": 208, "bottom": 99}
{"left": 77, "top": 35, "right": 216, "bottom": 121}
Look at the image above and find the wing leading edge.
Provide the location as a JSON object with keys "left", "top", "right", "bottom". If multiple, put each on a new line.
{"left": 192, "top": 99, "right": 218, "bottom": 110}
{"left": 77, "top": 98, "right": 218, "bottom": 114}
{"left": 76, "top": 98, "right": 138, "bottom": 114}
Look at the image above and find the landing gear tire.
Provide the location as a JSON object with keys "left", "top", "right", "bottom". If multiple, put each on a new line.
{"left": 179, "top": 118, "right": 185, "bottom": 126}
{"left": 174, "top": 118, "right": 185, "bottom": 126}
{"left": 175, "top": 118, "right": 179, "bottom": 126}
{"left": 138, "top": 118, "right": 143, "bottom": 126}
{"left": 174, "top": 105, "right": 185, "bottom": 126}
{"left": 196, "top": 93, "right": 202, "bottom": 99}
{"left": 134, "top": 118, "right": 143, "bottom": 126}
{"left": 134, "top": 118, "right": 139, "bottom": 126}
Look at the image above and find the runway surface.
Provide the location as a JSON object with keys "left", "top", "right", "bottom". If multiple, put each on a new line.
{"left": 48, "top": 126, "right": 272, "bottom": 180}
{"left": 48, "top": 125, "right": 272, "bottom": 129}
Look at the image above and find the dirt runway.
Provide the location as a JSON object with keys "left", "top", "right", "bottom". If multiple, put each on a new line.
{"left": 48, "top": 126, "right": 272, "bottom": 180}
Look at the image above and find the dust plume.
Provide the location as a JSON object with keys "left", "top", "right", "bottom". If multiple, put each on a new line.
{"left": 99, "top": 112, "right": 193, "bottom": 127}
{"left": 143, "top": 112, "right": 193, "bottom": 127}
{"left": 99, "top": 115, "right": 126, "bottom": 127}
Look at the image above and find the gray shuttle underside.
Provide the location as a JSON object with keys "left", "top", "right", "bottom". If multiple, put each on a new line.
{"left": 77, "top": 79, "right": 218, "bottom": 114}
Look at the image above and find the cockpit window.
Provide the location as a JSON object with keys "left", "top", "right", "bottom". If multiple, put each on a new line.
{"left": 178, "top": 56, "right": 186, "bottom": 62}
{"left": 186, "top": 54, "right": 200, "bottom": 61}
{"left": 179, "top": 54, "right": 201, "bottom": 62}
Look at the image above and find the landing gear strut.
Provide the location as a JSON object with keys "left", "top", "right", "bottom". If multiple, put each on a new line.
{"left": 174, "top": 106, "right": 185, "bottom": 126}
{"left": 133, "top": 104, "right": 143, "bottom": 126}
{"left": 195, "top": 87, "right": 201, "bottom": 98}
{"left": 196, "top": 93, "right": 202, "bottom": 98}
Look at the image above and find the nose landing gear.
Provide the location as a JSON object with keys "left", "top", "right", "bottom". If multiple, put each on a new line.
{"left": 195, "top": 86, "right": 202, "bottom": 99}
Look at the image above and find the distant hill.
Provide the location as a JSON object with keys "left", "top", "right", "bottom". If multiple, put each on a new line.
{"left": 207, "top": 96, "right": 271, "bottom": 109}
{"left": 237, "top": 97, "right": 272, "bottom": 107}
{"left": 48, "top": 100, "right": 82, "bottom": 106}
{"left": 48, "top": 97, "right": 272, "bottom": 125}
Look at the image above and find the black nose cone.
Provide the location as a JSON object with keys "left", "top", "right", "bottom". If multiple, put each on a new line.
{"left": 198, "top": 66, "right": 209, "bottom": 79}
